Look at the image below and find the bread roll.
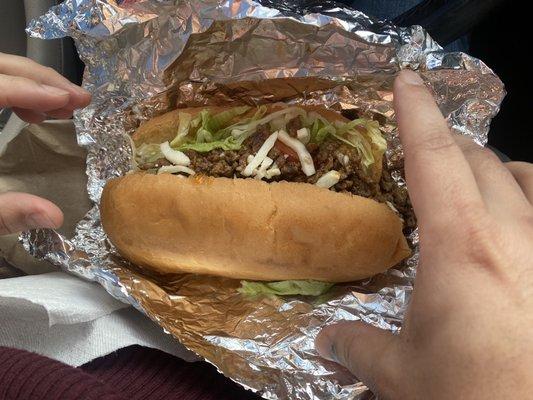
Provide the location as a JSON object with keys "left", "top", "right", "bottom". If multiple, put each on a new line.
{"left": 100, "top": 173, "right": 410, "bottom": 282}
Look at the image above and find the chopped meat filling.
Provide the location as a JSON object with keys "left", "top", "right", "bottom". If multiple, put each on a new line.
{"left": 137, "top": 125, "right": 416, "bottom": 232}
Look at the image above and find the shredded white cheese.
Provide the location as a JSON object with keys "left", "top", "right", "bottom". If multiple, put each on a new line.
{"left": 231, "top": 107, "right": 306, "bottom": 138}
{"left": 296, "top": 127, "right": 310, "bottom": 143}
{"left": 253, "top": 157, "right": 275, "bottom": 180}
{"left": 265, "top": 166, "right": 281, "bottom": 179}
{"left": 125, "top": 133, "right": 138, "bottom": 170}
{"left": 386, "top": 201, "right": 399, "bottom": 214}
{"left": 243, "top": 131, "right": 279, "bottom": 176}
{"left": 160, "top": 141, "right": 190, "bottom": 166}
{"left": 336, "top": 152, "right": 351, "bottom": 167}
{"left": 157, "top": 165, "right": 196, "bottom": 176}
{"left": 259, "top": 156, "right": 274, "bottom": 171}
{"left": 277, "top": 130, "right": 316, "bottom": 176}
{"left": 386, "top": 201, "right": 404, "bottom": 222}
{"left": 316, "top": 170, "right": 341, "bottom": 188}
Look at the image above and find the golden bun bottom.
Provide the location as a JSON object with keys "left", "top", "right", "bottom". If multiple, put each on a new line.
{"left": 100, "top": 174, "right": 410, "bottom": 282}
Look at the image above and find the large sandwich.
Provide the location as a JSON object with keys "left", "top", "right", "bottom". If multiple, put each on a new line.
{"left": 100, "top": 104, "right": 414, "bottom": 289}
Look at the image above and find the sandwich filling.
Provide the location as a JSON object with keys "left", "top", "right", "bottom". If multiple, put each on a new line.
{"left": 134, "top": 105, "right": 415, "bottom": 233}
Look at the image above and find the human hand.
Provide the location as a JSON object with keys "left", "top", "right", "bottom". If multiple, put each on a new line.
{"left": 316, "top": 70, "right": 533, "bottom": 399}
{"left": 1, "top": 52, "right": 90, "bottom": 123}
{"left": 0, "top": 53, "right": 91, "bottom": 235}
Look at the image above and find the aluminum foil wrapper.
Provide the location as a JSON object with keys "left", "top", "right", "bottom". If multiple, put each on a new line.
{"left": 24, "top": 1, "right": 504, "bottom": 399}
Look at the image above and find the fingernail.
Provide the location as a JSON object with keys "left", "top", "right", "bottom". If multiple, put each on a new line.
{"left": 40, "top": 84, "right": 70, "bottom": 97}
{"left": 321, "top": 343, "right": 338, "bottom": 362}
{"left": 399, "top": 70, "right": 424, "bottom": 86}
{"left": 315, "top": 331, "right": 338, "bottom": 362}
{"left": 25, "top": 213, "right": 57, "bottom": 229}
{"left": 70, "top": 83, "right": 91, "bottom": 96}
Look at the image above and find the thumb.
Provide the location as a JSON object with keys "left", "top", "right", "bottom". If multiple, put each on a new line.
{"left": 0, "top": 192, "right": 63, "bottom": 235}
{"left": 315, "top": 321, "right": 403, "bottom": 399}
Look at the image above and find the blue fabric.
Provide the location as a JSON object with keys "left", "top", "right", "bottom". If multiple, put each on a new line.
{"left": 348, "top": 0, "right": 469, "bottom": 52}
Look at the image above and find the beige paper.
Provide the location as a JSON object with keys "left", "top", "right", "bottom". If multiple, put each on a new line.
{"left": 0, "top": 121, "right": 91, "bottom": 276}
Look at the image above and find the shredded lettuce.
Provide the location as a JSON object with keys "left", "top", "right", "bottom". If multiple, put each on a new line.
{"left": 169, "top": 106, "right": 250, "bottom": 148}
{"left": 332, "top": 130, "right": 375, "bottom": 168}
{"left": 145, "top": 106, "right": 386, "bottom": 172}
{"left": 331, "top": 119, "right": 387, "bottom": 172}
{"left": 226, "top": 106, "right": 305, "bottom": 141}
{"left": 364, "top": 120, "right": 387, "bottom": 154}
{"left": 309, "top": 119, "right": 336, "bottom": 144}
{"left": 196, "top": 106, "right": 250, "bottom": 142}
{"left": 208, "top": 106, "right": 250, "bottom": 134}
{"left": 172, "top": 106, "right": 257, "bottom": 152}
{"left": 269, "top": 116, "right": 287, "bottom": 132}
{"left": 136, "top": 143, "right": 164, "bottom": 163}
{"left": 170, "top": 112, "right": 192, "bottom": 147}
{"left": 196, "top": 126, "right": 215, "bottom": 143}
{"left": 238, "top": 280, "right": 334, "bottom": 296}
{"left": 177, "top": 136, "right": 243, "bottom": 152}
{"left": 334, "top": 118, "right": 367, "bottom": 135}
{"left": 218, "top": 105, "right": 269, "bottom": 139}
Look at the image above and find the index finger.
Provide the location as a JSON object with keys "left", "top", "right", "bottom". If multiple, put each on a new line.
{"left": 0, "top": 52, "right": 91, "bottom": 110}
{"left": 0, "top": 74, "right": 70, "bottom": 112}
{"left": 393, "top": 71, "right": 484, "bottom": 232}
{"left": 506, "top": 162, "right": 533, "bottom": 202}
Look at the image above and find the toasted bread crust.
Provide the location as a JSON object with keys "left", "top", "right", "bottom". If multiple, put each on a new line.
{"left": 101, "top": 174, "right": 410, "bottom": 282}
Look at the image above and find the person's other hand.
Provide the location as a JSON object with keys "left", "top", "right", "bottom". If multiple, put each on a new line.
{"left": 0, "top": 53, "right": 91, "bottom": 235}
{"left": 316, "top": 70, "right": 533, "bottom": 399}
{"left": 1, "top": 52, "right": 90, "bottom": 123}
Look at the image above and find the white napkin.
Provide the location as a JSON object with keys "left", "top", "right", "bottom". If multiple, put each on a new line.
{"left": 0, "top": 271, "right": 198, "bottom": 366}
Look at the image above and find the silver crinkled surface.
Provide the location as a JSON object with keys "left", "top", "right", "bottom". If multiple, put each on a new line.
{"left": 23, "top": 1, "right": 504, "bottom": 399}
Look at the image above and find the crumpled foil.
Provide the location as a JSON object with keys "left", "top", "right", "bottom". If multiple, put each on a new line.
{"left": 23, "top": 1, "right": 505, "bottom": 399}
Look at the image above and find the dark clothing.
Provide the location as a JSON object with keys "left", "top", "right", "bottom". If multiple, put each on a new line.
{"left": 0, "top": 346, "right": 260, "bottom": 400}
